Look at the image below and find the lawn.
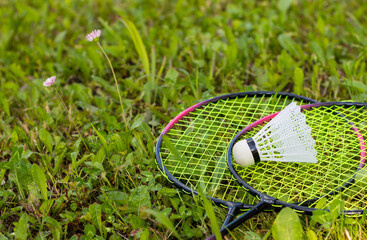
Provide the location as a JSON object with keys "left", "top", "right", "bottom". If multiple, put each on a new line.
{"left": 1, "top": 0, "right": 367, "bottom": 239}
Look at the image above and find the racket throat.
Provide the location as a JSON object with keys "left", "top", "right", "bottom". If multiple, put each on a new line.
{"left": 222, "top": 207, "right": 239, "bottom": 226}
{"left": 216, "top": 199, "right": 274, "bottom": 239}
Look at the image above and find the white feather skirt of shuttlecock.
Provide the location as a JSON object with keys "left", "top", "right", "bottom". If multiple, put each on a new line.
{"left": 253, "top": 102, "right": 318, "bottom": 163}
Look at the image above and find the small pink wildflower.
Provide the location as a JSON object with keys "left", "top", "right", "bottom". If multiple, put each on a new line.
{"left": 43, "top": 76, "right": 56, "bottom": 87}
{"left": 86, "top": 29, "right": 102, "bottom": 42}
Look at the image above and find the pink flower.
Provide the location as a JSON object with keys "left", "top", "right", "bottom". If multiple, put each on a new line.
{"left": 86, "top": 29, "right": 102, "bottom": 42}
{"left": 43, "top": 76, "right": 56, "bottom": 87}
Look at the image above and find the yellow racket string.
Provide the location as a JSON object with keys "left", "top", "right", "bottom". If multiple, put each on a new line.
{"left": 159, "top": 95, "right": 314, "bottom": 205}
{"left": 235, "top": 105, "right": 367, "bottom": 210}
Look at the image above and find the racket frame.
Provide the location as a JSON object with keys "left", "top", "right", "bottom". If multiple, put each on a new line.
{"left": 155, "top": 91, "right": 318, "bottom": 219}
{"left": 213, "top": 102, "right": 367, "bottom": 239}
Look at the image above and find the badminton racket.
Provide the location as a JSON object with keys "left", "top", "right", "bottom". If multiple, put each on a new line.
{"left": 155, "top": 91, "right": 317, "bottom": 233}
{"left": 207, "top": 102, "right": 367, "bottom": 239}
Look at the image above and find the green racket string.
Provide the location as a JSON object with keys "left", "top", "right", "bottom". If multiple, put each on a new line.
{"left": 234, "top": 105, "right": 367, "bottom": 210}
{"left": 159, "top": 95, "right": 313, "bottom": 204}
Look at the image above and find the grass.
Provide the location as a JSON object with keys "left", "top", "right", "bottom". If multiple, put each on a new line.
{"left": 1, "top": 0, "right": 367, "bottom": 239}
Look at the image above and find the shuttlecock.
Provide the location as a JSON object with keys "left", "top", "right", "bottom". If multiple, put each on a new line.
{"left": 233, "top": 102, "right": 317, "bottom": 167}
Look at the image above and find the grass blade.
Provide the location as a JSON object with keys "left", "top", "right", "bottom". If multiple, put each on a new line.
{"left": 278, "top": 34, "right": 304, "bottom": 59}
{"left": 198, "top": 184, "right": 222, "bottom": 240}
{"left": 32, "top": 164, "right": 48, "bottom": 200}
{"left": 89, "top": 203, "right": 104, "bottom": 237}
{"left": 272, "top": 207, "right": 303, "bottom": 240}
{"left": 293, "top": 67, "right": 304, "bottom": 95}
{"left": 162, "top": 135, "right": 187, "bottom": 165}
{"left": 91, "top": 124, "right": 107, "bottom": 150}
{"left": 39, "top": 128, "right": 53, "bottom": 153}
{"left": 43, "top": 216, "right": 62, "bottom": 240}
{"left": 15, "top": 213, "right": 29, "bottom": 240}
{"left": 277, "top": 0, "right": 293, "bottom": 13}
{"left": 310, "top": 41, "right": 326, "bottom": 66}
{"left": 144, "top": 209, "right": 181, "bottom": 239}
{"left": 120, "top": 17, "right": 150, "bottom": 79}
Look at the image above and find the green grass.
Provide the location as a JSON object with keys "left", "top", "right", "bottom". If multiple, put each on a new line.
{"left": 1, "top": 0, "right": 367, "bottom": 239}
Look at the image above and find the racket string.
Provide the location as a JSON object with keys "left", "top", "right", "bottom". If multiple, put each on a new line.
{"left": 160, "top": 96, "right": 367, "bottom": 211}
{"left": 178, "top": 99, "right": 237, "bottom": 190}
{"left": 162, "top": 95, "right": 309, "bottom": 203}
{"left": 163, "top": 98, "right": 241, "bottom": 196}
{"left": 234, "top": 105, "right": 367, "bottom": 210}
{"left": 162, "top": 94, "right": 282, "bottom": 202}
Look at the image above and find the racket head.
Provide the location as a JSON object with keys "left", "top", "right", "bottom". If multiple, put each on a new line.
{"left": 227, "top": 102, "right": 367, "bottom": 214}
{"left": 155, "top": 91, "right": 317, "bottom": 210}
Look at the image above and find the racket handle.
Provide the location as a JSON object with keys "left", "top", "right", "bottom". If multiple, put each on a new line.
{"left": 206, "top": 201, "right": 269, "bottom": 240}
{"left": 206, "top": 235, "right": 218, "bottom": 240}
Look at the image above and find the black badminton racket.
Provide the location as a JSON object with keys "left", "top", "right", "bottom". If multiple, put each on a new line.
{"left": 206, "top": 102, "right": 367, "bottom": 239}
{"left": 155, "top": 91, "right": 318, "bottom": 235}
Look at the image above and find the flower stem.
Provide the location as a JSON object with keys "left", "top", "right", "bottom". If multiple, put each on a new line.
{"left": 55, "top": 88, "right": 90, "bottom": 152}
{"left": 97, "top": 42, "right": 128, "bottom": 130}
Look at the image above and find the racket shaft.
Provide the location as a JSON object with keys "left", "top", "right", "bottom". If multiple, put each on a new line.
{"left": 222, "top": 207, "right": 237, "bottom": 226}
{"left": 206, "top": 201, "right": 269, "bottom": 240}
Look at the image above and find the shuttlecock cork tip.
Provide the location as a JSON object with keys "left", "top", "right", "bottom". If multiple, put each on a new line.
{"left": 233, "top": 140, "right": 255, "bottom": 167}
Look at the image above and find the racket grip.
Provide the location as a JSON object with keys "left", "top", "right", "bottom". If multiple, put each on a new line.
{"left": 206, "top": 235, "right": 217, "bottom": 240}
